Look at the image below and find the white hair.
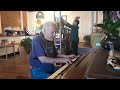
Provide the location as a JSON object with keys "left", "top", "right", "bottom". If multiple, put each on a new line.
{"left": 42, "top": 21, "right": 57, "bottom": 32}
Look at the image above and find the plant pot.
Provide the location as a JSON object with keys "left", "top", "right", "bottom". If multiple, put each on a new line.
{"left": 19, "top": 46, "right": 27, "bottom": 55}
{"left": 100, "top": 33, "right": 120, "bottom": 51}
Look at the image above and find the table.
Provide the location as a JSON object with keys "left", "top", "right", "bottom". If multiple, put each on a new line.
{"left": 0, "top": 43, "right": 20, "bottom": 60}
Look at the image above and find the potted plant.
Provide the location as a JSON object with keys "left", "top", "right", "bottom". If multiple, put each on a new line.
{"left": 83, "top": 35, "right": 91, "bottom": 43}
{"left": 94, "top": 18, "right": 120, "bottom": 51}
{"left": 19, "top": 37, "right": 32, "bottom": 54}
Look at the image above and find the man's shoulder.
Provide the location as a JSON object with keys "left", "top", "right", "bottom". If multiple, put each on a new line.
{"left": 33, "top": 35, "right": 40, "bottom": 40}
{"left": 32, "top": 35, "right": 42, "bottom": 44}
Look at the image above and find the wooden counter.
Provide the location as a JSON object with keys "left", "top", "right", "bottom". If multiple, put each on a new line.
{"left": 0, "top": 35, "right": 34, "bottom": 57}
{"left": 0, "top": 43, "right": 20, "bottom": 60}
{"left": 0, "top": 43, "right": 20, "bottom": 47}
{"left": 0, "top": 35, "right": 35, "bottom": 37}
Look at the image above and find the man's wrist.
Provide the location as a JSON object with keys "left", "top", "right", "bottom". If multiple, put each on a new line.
{"left": 64, "top": 55, "right": 70, "bottom": 58}
{"left": 63, "top": 55, "right": 67, "bottom": 58}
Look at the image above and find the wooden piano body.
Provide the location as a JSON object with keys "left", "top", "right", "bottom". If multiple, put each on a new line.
{"left": 48, "top": 48, "right": 120, "bottom": 79}
{"left": 48, "top": 48, "right": 93, "bottom": 79}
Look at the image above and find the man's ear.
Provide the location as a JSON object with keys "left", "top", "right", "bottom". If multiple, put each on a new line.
{"left": 43, "top": 28, "right": 46, "bottom": 33}
{"left": 42, "top": 29, "right": 45, "bottom": 34}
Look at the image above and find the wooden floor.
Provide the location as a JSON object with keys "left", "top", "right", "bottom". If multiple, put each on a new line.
{"left": 78, "top": 42, "right": 92, "bottom": 48}
{"left": 0, "top": 42, "right": 91, "bottom": 79}
{"left": 0, "top": 54, "right": 31, "bottom": 79}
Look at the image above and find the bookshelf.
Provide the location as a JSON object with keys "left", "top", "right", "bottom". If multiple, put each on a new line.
{"left": 54, "top": 11, "right": 71, "bottom": 54}
{"left": 54, "top": 11, "right": 62, "bottom": 53}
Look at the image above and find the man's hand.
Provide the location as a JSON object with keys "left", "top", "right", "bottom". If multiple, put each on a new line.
{"left": 67, "top": 54, "right": 77, "bottom": 59}
{"left": 61, "top": 17, "right": 67, "bottom": 24}
{"left": 61, "top": 17, "right": 64, "bottom": 21}
{"left": 61, "top": 54, "right": 77, "bottom": 64}
{"left": 60, "top": 54, "right": 80, "bottom": 65}
{"left": 64, "top": 57, "right": 73, "bottom": 64}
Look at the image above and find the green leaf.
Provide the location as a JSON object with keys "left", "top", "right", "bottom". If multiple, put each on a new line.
{"left": 111, "top": 30, "right": 119, "bottom": 35}
{"left": 106, "top": 23, "right": 111, "bottom": 30}
{"left": 20, "top": 38, "right": 32, "bottom": 53}
{"left": 111, "top": 19, "right": 120, "bottom": 30}
{"left": 94, "top": 23, "right": 109, "bottom": 31}
{"left": 95, "top": 18, "right": 120, "bottom": 35}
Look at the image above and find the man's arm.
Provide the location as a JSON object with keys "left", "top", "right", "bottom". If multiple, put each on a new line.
{"left": 61, "top": 18, "right": 73, "bottom": 28}
{"left": 38, "top": 56, "right": 72, "bottom": 64}
{"left": 57, "top": 53, "right": 76, "bottom": 58}
{"left": 64, "top": 21, "right": 73, "bottom": 28}
{"left": 57, "top": 53, "right": 66, "bottom": 58}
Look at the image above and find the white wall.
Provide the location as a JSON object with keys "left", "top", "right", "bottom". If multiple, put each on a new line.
{"left": 92, "top": 11, "right": 103, "bottom": 32}
{"left": 61, "top": 11, "right": 92, "bottom": 42}
{"left": 98, "top": 11, "right": 103, "bottom": 24}
{"left": 28, "top": 11, "right": 103, "bottom": 42}
{"left": 28, "top": 12, "right": 36, "bottom": 35}
{"left": 28, "top": 11, "right": 54, "bottom": 32}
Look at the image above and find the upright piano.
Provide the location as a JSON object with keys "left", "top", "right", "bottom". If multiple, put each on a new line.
{"left": 48, "top": 48, "right": 120, "bottom": 79}
{"left": 48, "top": 48, "right": 93, "bottom": 79}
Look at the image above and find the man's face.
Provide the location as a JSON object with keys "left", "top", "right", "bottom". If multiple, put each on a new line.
{"left": 45, "top": 25, "right": 56, "bottom": 41}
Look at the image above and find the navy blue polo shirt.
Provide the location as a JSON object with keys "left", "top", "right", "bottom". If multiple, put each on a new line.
{"left": 29, "top": 35, "right": 57, "bottom": 69}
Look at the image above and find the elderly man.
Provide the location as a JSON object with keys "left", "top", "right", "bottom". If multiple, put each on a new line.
{"left": 29, "top": 21, "right": 76, "bottom": 79}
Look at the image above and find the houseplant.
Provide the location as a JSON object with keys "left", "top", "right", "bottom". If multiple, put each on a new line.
{"left": 83, "top": 35, "right": 91, "bottom": 43}
{"left": 20, "top": 37, "right": 32, "bottom": 54}
{"left": 94, "top": 18, "right": 120, "bottom": 51}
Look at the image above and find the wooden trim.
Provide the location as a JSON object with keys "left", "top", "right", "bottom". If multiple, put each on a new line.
{"left": 0, "top": 12, "right": 2, "bottom": 34}
{"left": 26, "top": 11, "right": 29, "bottom": 30}
{"left": 96, "top": 11, "right": 98, "bottom": 30}
{"left": 54, "top": 11, "right": 62, "bottom": 53}
{"left": 91, "top": 11, "right": 94, "bottom": 33}
{"left": 0, "top": 43, "right": 20, "bottom": 60}
{"left": 59, "top": 11, "right": 62, "bottom": 53}
{"left": 20, "top": 11, "right": 23, "bottom": 31}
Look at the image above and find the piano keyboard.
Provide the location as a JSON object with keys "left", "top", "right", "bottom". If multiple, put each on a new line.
{"left": 47, "top": 55, "right": 80, "bottom": 79}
